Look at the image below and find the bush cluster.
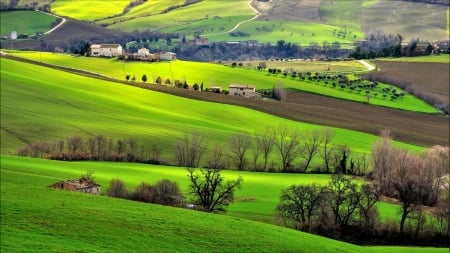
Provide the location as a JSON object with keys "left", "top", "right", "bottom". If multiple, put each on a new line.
{"left": 107, "top": 179, "right": 183, "bottom": 207}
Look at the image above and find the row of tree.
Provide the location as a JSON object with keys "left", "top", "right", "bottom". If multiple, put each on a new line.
{"left": 17, "top": 126, "right": 369, "bottom": 174}
{"left": 173, "top": 126, "right": 369, "bottom": 174}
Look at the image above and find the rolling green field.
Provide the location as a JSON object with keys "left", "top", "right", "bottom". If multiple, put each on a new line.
{"left": 0, "top": 57, "right": 425, "bottom": 158}
{"left": 105, "top": 0, "right": 255, "bottom": 32}
{"left": 1, "top": 155, "right": 447, "bottom": 252}
{"left": 204, "top": 20, "right": 363, "bottom": 46}
{"left": 99, "top": 0, "right": 185, "bottom": 25}
{"left": 50, "top": 0, "right": 130, "bottom": 21}
{"left": 7, "top": 51, "right": 439, "bottom": 114}
{"left": 0, "top": 10, "right": 57, "bottom": 35}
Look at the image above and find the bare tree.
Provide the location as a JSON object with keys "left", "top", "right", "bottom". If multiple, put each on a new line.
{"left": 256, "top": 126, "right": 275, "bottom": 171}
{"left": 207, "top": 144, "right": 228, "bottom": 170}
{"left": 320, "top": 128, "right": 334, "bottom": 173}
{"left": 229, "top": 133, "right": 252, "bottom": 170}
{"left": 275, "top": 125, "right": 300, "bottom": 172}
{"left": 187, "top": 167, "right": 242, "bottom": 213}
{"left": 371, "top": 129, "right": 395, "bottom": 195}
{"left": 251, "top": 136, "right": 263, "bottom": 171}
{"left": 299, "top": 130, "right": 322, "bottom": 172}
{"left": 390, "top": 149, "right": 422, "bottom": 233}
{"left": 67, "top": 136, "right": 83, "bottom": 155}
{"left": 175, "top": 133, "right": 207, "bottom": 167}
{"left": 151, "top": 144, "right": 161, "bottom": 163}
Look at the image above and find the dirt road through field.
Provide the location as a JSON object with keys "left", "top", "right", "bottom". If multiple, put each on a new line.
{"left": 37, "top": 10, "right": 66, "bottom": 35}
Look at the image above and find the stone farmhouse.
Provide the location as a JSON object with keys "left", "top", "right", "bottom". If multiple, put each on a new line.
{"left": 90, "top": 44, "right": 123, "bottom": 57}
{"left": 229, "top": 84, "right": 261, "bottom": 98}
{"left": 49, "top": 179, "right": 101, "bottom": 194}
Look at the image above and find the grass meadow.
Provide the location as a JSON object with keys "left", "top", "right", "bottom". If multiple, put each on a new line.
{"left": 50, "top": 0, "right": 130, "bottom": 21}
{"left": 0, "top": 10, "right": 57, "bottom": 35}
{"left": 7, "top": 51, "right": 439, "bottom": 114}
{"left": 1, "top": 155, "right": 447, "bottom": 253}
{"left": 105, "top": 0, "right": 254, "bottom": 32}
{"left": 99, "top": 0, "right": 184, "bottom": 25}
{"left": 204, "top": 20, "right": 363, "bottom": 46}
{"left": 0, "top": 57, "right": 426, "bottom": 160}
{"left": 359, "top": 0, "right": 449, "bottom": 42}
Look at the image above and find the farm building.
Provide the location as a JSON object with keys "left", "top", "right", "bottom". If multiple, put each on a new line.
{"left": 160, "top": 52, "right": 176, "bottom": 61}
{"left": 133, "top": 47, "right": 157, "bottom": 60}
{"left": 90, "top": 44, "right": 123, "bottom": 57}
{"left": 229, "top": 84, "right": 261, "bottom": 98}
{"left": 49, "top": 179, "right": 101, "bottom": 194}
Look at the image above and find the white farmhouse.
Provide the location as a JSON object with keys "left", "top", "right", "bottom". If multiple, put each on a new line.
{"left": 160, "top": 52, "right": 176, "bottom": 61}
{"left": 229, "top": 84, "right": 261, "bottom": 98}
{"left": 90, "top": 44, "right": 123, "bottom": 57}
{"left": 137, "top": 47, "right": 150, "bottom": 57}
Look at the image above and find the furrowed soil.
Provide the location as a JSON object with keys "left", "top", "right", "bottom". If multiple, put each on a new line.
{"left": 373, "top": 61, "right": 450, "bottom": 104}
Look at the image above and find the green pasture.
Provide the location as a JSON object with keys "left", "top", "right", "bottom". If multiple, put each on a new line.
{"left": 1, "top": 155, "right": 447, "bottom": 253}
{"left": 375, "top": 55, "right": 450, "bottom": 63}
{"left": 8, "top": 51, "right": 439, "bottom": 114}
{"left": 359, "top": 0, "right": 449, "bottom": 42}
{"left": 0, "top": 57, "right": 425, "bottom": 160}
{"left": 0, "top": 10, "right": 57, "bottom": 35}
{"left": 50, "top": 0, "right": 130, "bottom": 21}
{"left": 205, "top": 20, "right": 363, "bottom": 46}
{"left": 319, "top": 0, "right": 366, "bottom": 31}
{"left": 106, "top": 0, "right": 254, "bottom": 32}
{"left": 99, "top": 0, "right": 184, "bottom": 26}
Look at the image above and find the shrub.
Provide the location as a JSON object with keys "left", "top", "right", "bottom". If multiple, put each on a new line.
{"left": 107, "top": 179, "right": 128, "bottom": 198}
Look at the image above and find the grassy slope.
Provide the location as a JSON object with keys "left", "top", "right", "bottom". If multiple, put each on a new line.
{"left": 99, "top": 0, "right": 185, "bottom": 25}
{"left": 1, "top": 155, "right": 447, "bottom": 253}
{"left": 359, "top": 0, "right": 449, "bottom": 42}
{"left": 0, "top": 57, "right": 425, "bottom": 156}
{"left": 0, "top": 156, "right": 361, "bottom": 253}
{"left": 106, "top": 0, "right": 254, "bottom": 32}
{"left": 204, "top": 20, "right": 364, "bottom": 46}
{"left": 0, "top": 10, "right": 57, "bottom": 35}
{"left": 7, "top": 51, "right": 439, "bottom": 113}
{"left": 50, "top": 0, "right": 131, "bottom": 21}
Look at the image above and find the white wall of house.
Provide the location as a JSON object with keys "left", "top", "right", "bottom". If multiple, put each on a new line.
{"left": 91, "top": 44, "right": 123, "bottom": 57}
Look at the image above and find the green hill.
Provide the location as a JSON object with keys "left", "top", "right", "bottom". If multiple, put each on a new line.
{"left": 0, "top": 10, "right": 58, "bottom": 36}
{"left": 0, "top": 57, "right": 425, "bottom": 157}
{"left": 1, "top": 155, "right": 448, "bottom": 253}
{"left": 6, "top": 51, "right": 440, "bottom": 114}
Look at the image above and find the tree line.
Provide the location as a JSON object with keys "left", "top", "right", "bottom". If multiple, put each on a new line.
{"left": 17, "top": 126, "right": 370, "bottom": 175}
